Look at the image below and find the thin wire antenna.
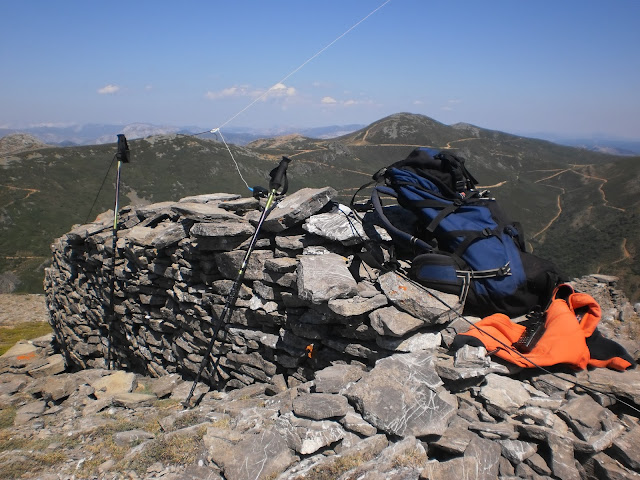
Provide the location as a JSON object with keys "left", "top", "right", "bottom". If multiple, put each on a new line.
{"left": 211, "top": 128, "right": 251, "bottom": 191}
{"left": 186, "top": 0, "right": 392, "bottom": 193}
{"left": 216, "top": 0, "right": 392, "bottom": 131}
{"left": 84, "top": 154, "right": 116, "bottom": 224}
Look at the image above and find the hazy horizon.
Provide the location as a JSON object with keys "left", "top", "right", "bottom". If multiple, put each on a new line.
{"left": 2, "top": 1, "right": 639, "bottom": 140}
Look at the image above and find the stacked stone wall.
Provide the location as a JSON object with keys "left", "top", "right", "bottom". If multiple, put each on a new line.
{"left": 45, "top": 188, "right": 462, "bottom": 390}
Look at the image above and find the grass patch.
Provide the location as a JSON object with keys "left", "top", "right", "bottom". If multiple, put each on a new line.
{"left": 95, "top": 415, "right": 164, "bottom": 437}
{"left": 153, "top": 398, "right": 182, "bottom": 409}
{"left": 0, "top": 430, "right": 76, "bottom": 479}
{"left": 0, "top": 429, "right": 81, "bottom": 453}
{"left": 0, "top": 450, "right": 67, "bottom": 480}
{"left": 172, "top": 411, "right": 204, "bottom": 431}
{"left": 79, "top": 434, "right": 130, "bottom": 476}
{"left": 391, "top": 446, "right": 428, "bottom": 469}
{"left": 77, "top": 414, "right": 166, "bottom": 476}
{"left": 0, "top": 429, "right": 28, "bottom": 451}
{"left": 123, "top": 428, "right": 207, "bottom": 475}
{"left": 0, "top": 321, "right": 52, "bottom": 356}
{"left": 303, "top": 453, "right": 367, "bottom": 480}
{"left": 0, "top": 406, "right": 17, "bottom": 430}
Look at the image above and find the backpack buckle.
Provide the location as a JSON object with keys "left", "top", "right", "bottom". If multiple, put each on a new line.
{"left": 498, "top": 263, "right": 512, "bottom": 276}
{"left": 372, "top": 167, "right": 387, "bottom": 182}
{"left": 455, "top": 179, "right": 467, "bottom": 192}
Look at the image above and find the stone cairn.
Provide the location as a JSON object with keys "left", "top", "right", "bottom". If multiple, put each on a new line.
{"left": 44, "top": 187, "right": 461, "bottom": 387}
{"left": 28, "top": 186, "right": 640, "bottom": 479}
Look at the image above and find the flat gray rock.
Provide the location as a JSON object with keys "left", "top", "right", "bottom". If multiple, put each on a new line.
{"left": 113, "top": 429, "right": 155, "bottom": 446}
{"left": 296, "top": 253, "right": 358, "bottom": 304}
{"left": 611, "top": 425, "right": 640, "bottom": 470}
{"left": 172, "top": 202, "right": 245, "bottom": 222}
{"left": 314, "top": 364, "right": 366, "bottom": 394}
{"left": 303, "top": 207, "right": 368, "bottom": 245}
{"left": 122, "top": 222, "right": 186, "bottom": 249}
{"left": 278, "top": 414, "right": 347, "bottom": 455}
{"left": 580, "top": 368, "right": 640, "bottom": 405}
{"left": 421, "top": 457, "right": 478, "bottom": 480}
{"left": 190, "top": 221, "right": 255, "bottom": 250}
{"left": 479, "top": 373, "right": 531, "bottom": 416}
{"left": 215, "top": 249, "right": 274, "bottom": 281}
{"left": 179, "top": 193, "right": 241, "bottom": 204}
{"left": 463, "top": 434, "right": 501, "bottom": 480}
{"left": 369, "top": 305, "right": 423, "bottom": 337}
{"left": 327, "top": 294, "right": 388, "bottom": 318}
{"left": 498, "top": 439, "right": 538, "bottom": 463}
{"left": 345, "top": 351, "right": 456, "bottom": 437}
{"left": 112, "top": 392, "right": 157, "bottom": 408}
{"left": 208, "top": 428, "right": 297, "bottom": 480}
{"left": 548, "top": 433, "right": 580, "bottom": 480}
{"left": 339, "top": 408, "right": 378, "bottom": 436}
{"left": 191, "top": 221, "right": 254, "bottom": 238}
{"left": 378, "top": 271, "right": 461, "bottom": 324}
{"left": 376, "top": 331, "right": 442, "bottom": 353}
{"left": 14, "top": 400, "right": 46, "bottom": 424}
{"left": 91, "top": 371, "right": 137, "bottom": 399}
{"left": 292, "top": 393, "right": 349, "bottom": 420}
{"left": 262, "top": 187, "right": 337, "bottom": 232}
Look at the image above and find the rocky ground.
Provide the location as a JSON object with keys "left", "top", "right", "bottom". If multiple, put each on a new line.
{"left": 2, "top": 307, "right": 640, "bottom": 480}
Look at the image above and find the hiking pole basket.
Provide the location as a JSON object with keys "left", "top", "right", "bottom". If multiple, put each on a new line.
{"left": 183, "top": 156, "right": 292, "bottom": 407}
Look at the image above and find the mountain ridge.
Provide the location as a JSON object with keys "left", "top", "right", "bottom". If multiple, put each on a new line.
{"left": 2, "top": 118, "right": 638, "bottom": 153}
{"left": 0, "top": 123, "right": 367, "bottom": 148}
{"left": 1, "top": 113, "right": 638, "bottom": 301}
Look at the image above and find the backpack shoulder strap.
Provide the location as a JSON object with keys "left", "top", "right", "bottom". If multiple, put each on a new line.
{"left": 371, "top": 185, "right": 433, "bottom": 252}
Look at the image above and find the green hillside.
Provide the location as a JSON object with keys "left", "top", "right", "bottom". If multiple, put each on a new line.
{"left": 1, "top": 113, "right": 638, "bottom": 301}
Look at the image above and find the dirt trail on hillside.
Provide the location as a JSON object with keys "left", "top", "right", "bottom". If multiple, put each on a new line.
{"left": 0, "top": 184, "right": 40, "bottom": 208}
{"left": 530, "top": 165, "right": 625, "bottom": 239}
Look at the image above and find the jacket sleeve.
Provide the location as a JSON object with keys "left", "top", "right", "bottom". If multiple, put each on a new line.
{"left": 586, "top": 328, "right": 636, "bottom": 371}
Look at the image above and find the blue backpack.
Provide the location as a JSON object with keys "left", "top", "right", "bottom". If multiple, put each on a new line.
{"left": 366, "top": 147, "right": 562, "bottom": 317}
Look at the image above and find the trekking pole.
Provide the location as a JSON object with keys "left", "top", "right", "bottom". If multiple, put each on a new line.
{"left": 183, "top": 156, "right": 292, "bottom": 407}
{"left": 107, "top": 134, "right": 130, "bottom": 370}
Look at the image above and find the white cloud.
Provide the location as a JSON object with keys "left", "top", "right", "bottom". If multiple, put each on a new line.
{"left": 97, "top": 84, "right": 120, "bottom": 95}
{"left": 205, "top": 86, "right": 248, "bottom": 100}
{"left": 319, "top": 96, "right": 374, "bottom": 107}
{"left": 263, "top": 83, "right": 296, "bottom": 99}
{"left": 205, "top": 83, "right": 297, "bottom": 101}
{"left": 413, "top": 100, "right": 424, "bottom": 105}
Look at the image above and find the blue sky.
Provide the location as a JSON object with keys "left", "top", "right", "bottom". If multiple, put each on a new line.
{"left": 1, "top": 0, "right": 639, "bottom": 138}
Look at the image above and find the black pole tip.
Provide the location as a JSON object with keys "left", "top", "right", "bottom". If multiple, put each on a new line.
{"left": 116, "top": 134, "right": 131, "bottom": 163}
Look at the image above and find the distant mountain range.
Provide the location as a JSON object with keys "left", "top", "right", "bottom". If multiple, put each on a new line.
{"left": 1, "top": 113, "right": 639, "bottom": 303}
{"left": 1, "top": 122, "right": 639, "bottom": 155}
{"left": 0, "top": 123, "right": 367, "bottom": 148}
